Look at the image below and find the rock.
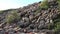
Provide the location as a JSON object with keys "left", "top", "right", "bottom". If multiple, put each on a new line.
{"left": 29, "top": 24, "right": 35, "bottom": 29}
{"left": 17, "top": 17, "right": 30, "bottom": 28}
{"left": 27, "top": 29, "right": 33, "bottom": 33}
{"left": 18, "top": 21, "right": 30, "bottom": 28}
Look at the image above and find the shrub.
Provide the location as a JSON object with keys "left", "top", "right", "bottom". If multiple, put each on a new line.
{"left": 39, "top": 0, "right": 48, "bottom": 9}
{"left": 6, "top": 11, "right": 20, "bottom": 24}
{"left": 0, "top": 11, "right": 4, "bottom": 14}
{"left": 54, "top": 22, "right": 60, "bottom": 31}
{"left": 54, "top": 22, "right": 60, "bottom": 34}
{"left": 53, "top": 14, "right": 60, "bottom": 34}
{"left": 57, "top": 0, "right": 60, "bottom": 10}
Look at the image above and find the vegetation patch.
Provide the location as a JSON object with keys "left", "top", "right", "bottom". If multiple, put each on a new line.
{"left": 0, "top": 10, "right": 4, "bottom": 14}
{"left": 39, "top": 0, "right": 48, "bottom": 9}
{"left": 6, "top": 10, "right": 20, "bottom": 24}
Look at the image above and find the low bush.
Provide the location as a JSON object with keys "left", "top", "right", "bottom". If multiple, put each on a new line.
{"left": 39, "top": 0, "right": 48, "bottom": 9}
{"left": 6, "top": 11, "right": 20, "bottom": 24}
{"left": 0, "top": 11, "right": 4, "bottom": 14}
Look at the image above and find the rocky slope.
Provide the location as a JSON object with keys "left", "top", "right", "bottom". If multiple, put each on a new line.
{"left": 0, "top": 0, "right": 60, "bottom": 34}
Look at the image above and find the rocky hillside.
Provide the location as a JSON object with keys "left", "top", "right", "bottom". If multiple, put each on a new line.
{"left": 0, "top": 0, "right": 60, "bottom": 34}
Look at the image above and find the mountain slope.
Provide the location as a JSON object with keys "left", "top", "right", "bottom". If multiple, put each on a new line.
{"left": 0, "top": 0, "right": 60, "bottom": 34}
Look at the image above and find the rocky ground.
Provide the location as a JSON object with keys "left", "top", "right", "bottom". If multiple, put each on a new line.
{"left": 0, "top": 0, "right": 60, "bottom": 34}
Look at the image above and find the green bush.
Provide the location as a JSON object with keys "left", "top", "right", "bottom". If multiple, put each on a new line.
{"left": 57, "top": 0, "right": 60, "bottom": 10}
{"left": 0, "top": 11, "right": 4, "bottom": 14}
{"left": 53, "top": 14, "right": 60, "bottom": 34}
{"left": 54, "top": 22, "right": 60, "bottom": 31}
{"left": 6, "top": 11, "right": 20, "bottom": 24}
{"left": 57, "top": 0, "right": 60, "bottom": 3}
{"left": 39, "top": 0, "right": 48, "bottom": 9}
{"left": 54, "top": 17, "right": 60, "bottom": 33}
{"left": 54, "top": 22, "right": 60, "bottom": 34}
